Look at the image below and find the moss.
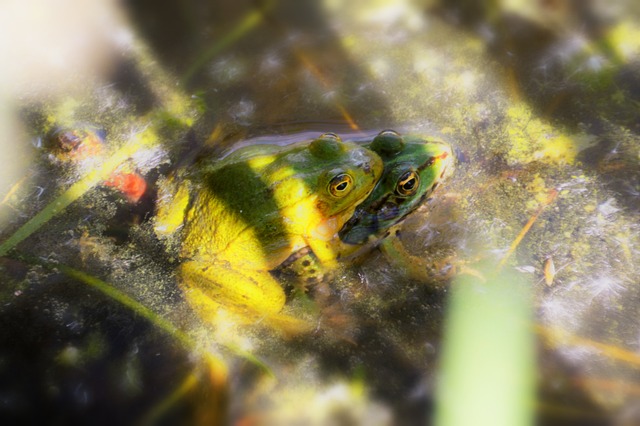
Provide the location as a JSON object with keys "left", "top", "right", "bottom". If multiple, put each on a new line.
{"left": 502, "top": 104, "right": 597, "bottom": 166}
{"left": 604, "top": 21, "right": 640, "bottom": 63}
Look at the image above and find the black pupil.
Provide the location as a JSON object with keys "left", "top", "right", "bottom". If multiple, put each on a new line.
{"left": 403, "top": 178, "right": 416, "bottom": 190}
{"left": 336, "top": 181, "right": 348, "bottom": 191}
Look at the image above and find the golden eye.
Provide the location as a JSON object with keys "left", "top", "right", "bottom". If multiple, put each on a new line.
{"left": 328, "top": 173, "right": 353, "bottom": 197}
{"left": 396, "top": 170, "right": 419, "bottom": 196}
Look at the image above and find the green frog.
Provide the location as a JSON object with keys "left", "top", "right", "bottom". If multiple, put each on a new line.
{"left": 278, "top": 129, "right": 455, "bottom": 284}
{"left": 153, "top": 133, "right": 383, "bottom": 331}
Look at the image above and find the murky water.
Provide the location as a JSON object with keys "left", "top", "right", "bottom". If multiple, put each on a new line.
{"left": 1, "top": 1, "right": 640, "bottom": 424}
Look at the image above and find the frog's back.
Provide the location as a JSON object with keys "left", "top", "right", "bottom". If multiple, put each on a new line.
{"left": 197, "top": 142, "right": 306, "bottom": 174}
{"left": 181, "top": 157, "right": 299, "bottom": 263}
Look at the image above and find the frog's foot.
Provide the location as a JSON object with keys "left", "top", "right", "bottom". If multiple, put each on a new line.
{"left": 311, "top": 282, "right": 359, "bottom": 343}
{"left": 182, "top": 286, "right": 313, "bottom": 336}
{"left": 380, "top": 237, "right": 460, "bottom": 282}
{"left": 180, "top": 261, "right": 313, "bottom": 335}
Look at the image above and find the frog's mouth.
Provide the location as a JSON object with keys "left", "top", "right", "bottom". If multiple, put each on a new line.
{"left": 337, "top": 196, "right": 411, "bottom": 245}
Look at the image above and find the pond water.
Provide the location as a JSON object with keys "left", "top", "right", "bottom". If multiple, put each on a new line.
{"left": 1, "top": 1, "right": 640, "bottom": 424}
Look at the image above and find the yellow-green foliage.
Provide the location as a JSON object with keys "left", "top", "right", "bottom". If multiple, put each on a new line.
{"left": 606, "top": 21, "right": 640, "bottom": 63}
{"left": 505, "top": 104, "right": 596, "bottom": 165}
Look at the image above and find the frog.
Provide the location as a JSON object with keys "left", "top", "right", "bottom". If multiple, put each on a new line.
{"left": 277, "top": 129, "right": 455, "bottom": 287}
{"left": 153, "top": 132, "right": 383, "bottom": 332}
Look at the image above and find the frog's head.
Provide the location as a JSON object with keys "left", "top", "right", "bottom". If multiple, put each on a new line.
{"left": 338, "top": 129, "right": 455, "bottom": 245}
{"left": 307, "top": 132, "right": 383, "bottom": 218}
{"left": 266, "top": 132, "right": 382, "bottom": 242}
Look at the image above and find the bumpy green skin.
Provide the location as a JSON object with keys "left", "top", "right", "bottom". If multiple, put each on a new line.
{"left": 154, "top": 134, "right": 383, "bottom": 330}
{"left": 278, "top": 130, "right": 455, "bottom": 282}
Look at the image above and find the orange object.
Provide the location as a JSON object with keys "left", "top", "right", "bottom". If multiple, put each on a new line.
{"left": 104, "top": 172, "right": 148, "bottom": 203}
{"left": 543, "top": 256, "right": 556, "bottom": 286}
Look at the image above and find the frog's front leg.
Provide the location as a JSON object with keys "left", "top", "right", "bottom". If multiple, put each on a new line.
{"left": 277, "top": 248, "right": 331, "bottom": 287}
{"left": 179, "top": 261, "right": 312, "bottom": 334}
{"left": 379, "top": 227, "right": 459, "bottom": 281}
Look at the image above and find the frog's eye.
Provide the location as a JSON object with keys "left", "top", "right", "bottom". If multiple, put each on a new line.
{"left": 371, "top": 130, "right": 404, "bottom": 157}
{"left": 396, "top": 170, "right": 420, "bottom": 197}
{"left": 319, "top": 132, "right": 341, "bottom": 142}
{"left": 310, "top": 133, "right": 344, "bottom": 159}
{"left": 328, "top": 173, "right": 354, "bottom": 197}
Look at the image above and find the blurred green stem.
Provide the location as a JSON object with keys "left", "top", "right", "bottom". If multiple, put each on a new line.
{"left": 7, "top": 252, "right": 273, "bottom": 376}
{"left": 435, "top": 262, "right": 535, "bottom": 426}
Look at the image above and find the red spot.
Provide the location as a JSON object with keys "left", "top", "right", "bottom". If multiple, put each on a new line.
{"left": 104, "top": 172, "right": 147, "bottom": 203}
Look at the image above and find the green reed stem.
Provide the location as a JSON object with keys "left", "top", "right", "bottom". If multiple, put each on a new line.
{"left": 0, "top": 137, "right": 153, "bottom": 257}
